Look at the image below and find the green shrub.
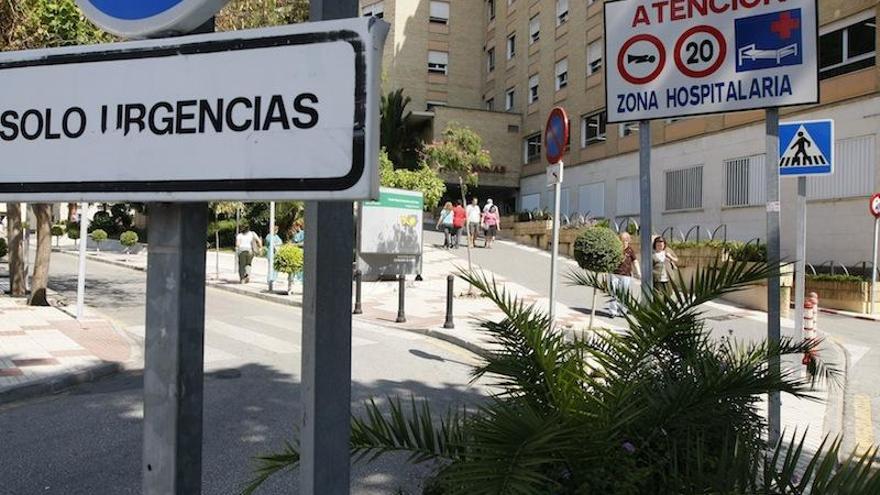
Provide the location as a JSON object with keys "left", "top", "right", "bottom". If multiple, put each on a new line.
{"left": 67, "top": 222, "right": 80, "bottom": 240}
{"left": 207, "top": 219, "right": 237, "bottom": 248}
{"left": 728, "top": 242, "right": 767, "bottom": 262}
{"left": 50, "top": 224, "right": 65, "bottom": 237}
{"left": 90, "top": 229, "right": 108, "bottom": 249}
{"left": 274, "top": 244, "right": 304, "bottom": 275}
{"left": 807, "top": 273, "right": 867, "bottom": 283}
{"left": 573, "top": 226, "right": 624, "bottom": 273}
{"left": 668, "top": 239, "right": 729, "bottom": 251}
{"left": 119, "top": 230, "right": 139, "bottom": 248}
{"left": 516, "top": 211, "right": 533, "bottom": 222}
{"left": 90, "top": 211, "right": 117, "bottom": 235}
{"left": 0, "top": 237, "right": 7, "bottom": 258}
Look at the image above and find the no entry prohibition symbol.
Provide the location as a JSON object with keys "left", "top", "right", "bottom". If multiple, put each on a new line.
{"left": 618, "top": 34, "right": 666, "bottom": 85}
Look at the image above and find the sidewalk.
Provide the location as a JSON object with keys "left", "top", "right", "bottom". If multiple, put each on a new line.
{"left": 0, "top": 296, "right": 133, "bottom": 405}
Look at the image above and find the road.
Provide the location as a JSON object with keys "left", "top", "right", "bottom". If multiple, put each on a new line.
{"left": 432, "top": 229, "right": 880, "bottom": 447}
{"left": 0, "top": 252, "right": 486, "bottom": 495}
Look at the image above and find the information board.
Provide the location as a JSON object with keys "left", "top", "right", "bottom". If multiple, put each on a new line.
{"left": 0, "top": 18, "right": 387, "bottom": 201}
{"left": 605, "top": 0, "right": 818, "bottom": 123}
{"left": 358, "top": 187, "right": 424, "bottom": 279}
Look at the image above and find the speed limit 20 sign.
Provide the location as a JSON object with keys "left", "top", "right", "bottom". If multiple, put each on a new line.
{"left": 604, "top": 0, "right": 819, "bottom": 123}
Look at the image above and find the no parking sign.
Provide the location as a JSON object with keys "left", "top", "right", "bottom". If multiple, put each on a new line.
{"left": 604, "top": 0, "right": 819, "bottom": 123}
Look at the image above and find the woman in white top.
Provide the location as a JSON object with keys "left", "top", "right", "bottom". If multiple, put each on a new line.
{"left": 651, "top": 236, "right": 678, "bottom": 292}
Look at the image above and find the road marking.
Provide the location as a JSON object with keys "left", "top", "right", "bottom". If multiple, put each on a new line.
{"left": 206, "top": 320, "right": 299, "bottom": 354}
{"left": 244, "top": 315, "right": 301, "bottom": 332}
{"left": 843, "top": 344, "right": 870, "bottom": 366}
{"left": 853, "top": 394, "right": 875, "bottom": 456}
{"left": 204, "top": 345, "right": 237, "bottom": 364}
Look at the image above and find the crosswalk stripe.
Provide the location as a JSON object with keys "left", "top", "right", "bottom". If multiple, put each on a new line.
{"left": 244, "top": 315, "right": 300, "bottom": 331}
{"left": 206, "top": 320, "right": 299, "bottom": 354}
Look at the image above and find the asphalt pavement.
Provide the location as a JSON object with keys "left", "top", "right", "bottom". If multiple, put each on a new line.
{"left": 0, "top": 253, "right": 487, "bottom": 495}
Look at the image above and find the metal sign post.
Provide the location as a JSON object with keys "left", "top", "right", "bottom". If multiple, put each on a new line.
{"left": 765, "top": 108, "right": 781, "bottom": 445}
{"left": 544, "top": 107, "right": 569, "bottom": 325}
{"left": 76, "top": 203, "right": 89, "bottom": 320}
{"left": 638, "top": 120, "right": 653, "bottom": 298}
{"left": 268, "top": 201, "right": 276, "bottom": 292}
{"left": 793, "top": 177, "right": 807, "bottom": 338}
{"left": 870, "top": 193, "right": 880, "bottom": 314}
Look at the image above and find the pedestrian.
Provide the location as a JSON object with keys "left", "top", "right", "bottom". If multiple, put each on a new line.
{"left": 466, "top": 197, "right": 481, "bottom": 248}
{"left": 291, "top": 221, "right": 305, "bottom": 246}
{"left": 651, "top": 236, "right": 678, "bottom": 293}
{"left": 483, "top": 198, "right": 494, "bottom": 214}
{"left": 235, "top": 221, "right": 262, "bottom": 284}
{"left": 452, "top": 200, "right": 466, "bottom": 248}
{"left": 436, "top": 201, "right": 455, "bottom": 248}
{"left": 482, "top": 204, "right": 500, "bottom": 249}
{"left": 605, "top": 232, "right": 640, "bottom": 318}
{"left": 265, "top": 224, "right": 283, "bottom": 287}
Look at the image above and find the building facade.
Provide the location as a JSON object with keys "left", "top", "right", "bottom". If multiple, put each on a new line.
{"left": 362, "top": 0, "right": 879, "bottom": 267}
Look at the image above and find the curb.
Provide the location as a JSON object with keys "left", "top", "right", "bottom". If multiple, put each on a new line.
{"left": 819, "top": 308, "right": 879, "bottom": 322}
{"left": 0, "top": 361, "right": 122, "bottom": 407}
{"left": 57, "top": 250, "right": 146, "bottom": 272}
{"left": 206, "top": 281, "right": 302, "bottom": 308}
{"left": 354, "top": 317, "right": 491, "bottom": 358}
{"left": 819, "top": 331, "right": 850, "bottom": 460}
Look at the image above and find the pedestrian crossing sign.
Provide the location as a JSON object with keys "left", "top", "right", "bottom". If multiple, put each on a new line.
{"left": 778, "top": 119, "right": 834, "bottom": 176}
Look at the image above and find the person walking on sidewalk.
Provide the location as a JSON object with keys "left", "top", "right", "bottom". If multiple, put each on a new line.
{"left": 605, "top": 232, "right": 640, "bottom": 317}
{"left": 482, "top": 204, "right": 501, "bottom": 249}
{"left": 236, "top": 222, "right": 262, "bottom": 284}
{"left": 452, "top": 200, "right": 466, "bottom": 249}
{"left": 466, "top": 197, "right": 481, "bottom": 248}
{"left": 651, "top": 236, "right": 678, "bottom": 293}
{"left": 265, "top": 225, "right": 283, "bottom": 286}
{"left": 436, "top": 202, "right": 455, "bottom": 248}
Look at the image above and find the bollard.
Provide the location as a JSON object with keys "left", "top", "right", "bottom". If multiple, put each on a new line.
{"left": 443, "top": 275, "right": 455, "bottom": 329}
{"left": 353, "top": 270, "right": 363, "bottom": 315}
{"left": 803, "top": 300, "right": 815, "bottom": 338}
{"left": 396, "top": 274, "right": 407, "bottom": 323}
{"left": 808, "top": 292, "right": 819, "bottom": 327}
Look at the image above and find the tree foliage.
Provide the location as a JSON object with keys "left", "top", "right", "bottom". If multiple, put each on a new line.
{"left": 424, "top": 123, "right": 492, "bottom": 186}
{"left": 273, "top": 244, "right": 303, "bottom": 275}
{"left": 573, "top": 226, "right": 624, "bottom": 273}
{"left": 380, "top": 89, "right": 429, "bottom": 169}
{"left": 245, "top": 260, "right": 879, "bottom": 494}
{"left": 379, "top": 149, "right": 445, "bottom": 211}
{"left": 216, "top": 0, "right": 308, "bottom": 32}
{"left": 0, "top": 0, "right": 112, "bottom": 51}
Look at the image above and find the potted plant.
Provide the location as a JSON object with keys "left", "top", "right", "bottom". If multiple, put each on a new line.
{"left": 90, "top": 229, "right": 108, "bottom": 252}
{"left": 273, "top": 244, "right": 304, "bottom": 295}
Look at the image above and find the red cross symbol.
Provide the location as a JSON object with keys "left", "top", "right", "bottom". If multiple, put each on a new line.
{"left": 771, "top": 11, "right": 800, "bottom": 39}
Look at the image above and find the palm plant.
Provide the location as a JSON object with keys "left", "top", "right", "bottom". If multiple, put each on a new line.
{"left": 244, "top": 260, "right": 878, "bottom": 494}
{"left": 381, "top": 88, "right": 429, "bottom": 170}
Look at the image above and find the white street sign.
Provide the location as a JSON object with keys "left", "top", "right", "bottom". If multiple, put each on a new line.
{"left": 0, "top": 18, "right": 388, "bottom": 201}
{"left": 547, "top": 162, "right": 564, "bottom": 187}
{"left": 604, "top": 0, "right": 818, "bottom": 123}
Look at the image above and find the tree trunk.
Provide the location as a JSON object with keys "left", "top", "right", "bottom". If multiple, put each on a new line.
{"left": 29, "top": 204, "right": 52, "bottom": 306}
{"left": 588, "top": 287, "right": 598, "bottom": 331}
{"left": 6, "top": 203, "right": 26, "bottom": 297}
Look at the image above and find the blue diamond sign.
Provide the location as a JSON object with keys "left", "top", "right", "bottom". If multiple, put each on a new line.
{"left": 779, "top": 119, "right": 834, "bottom": 177}
{"left": 76, "top": 0, "right": 229, "bottom": 39}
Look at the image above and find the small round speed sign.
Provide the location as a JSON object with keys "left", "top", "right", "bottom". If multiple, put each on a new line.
{"left": 870, "top": 193, "right": 880, "bottom": 218}
{"left": 545, "top": 107, "right": 569, "bottom": 165}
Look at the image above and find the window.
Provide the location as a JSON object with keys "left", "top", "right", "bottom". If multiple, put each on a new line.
{"left": 521, "top": 193, "right": 540, "bottom": 212}
{"left": 361, "top": 1, "right": 384, "bottom": 18}
{"left": 548, "top": 188, "right": 572, "bottom": 215}
{"left": 428, "top": 51, "right": 448, "bottom": 75}
{"left": 485, "top": 98, "right": 495, "bottom": 111}
{"left": 529, "top": 15, "right": 540, "bottom": 45}
{"left": 505, "top": 87, "right": 515, "bottom": 111}
{"left": 665, "top": 166, "right": 703, "bottom": 211}
{"left": 808, "top": 135, "right": 875, "bottom": 200}
{"left": 528, "top": 74, "right": 539, "bottom": 104}
{"left": 429, "top": 1, "right": 449, "bottom": 24}
{"left": 616, "top": 176, "right": 640, "bottom": 216}
{"left": 524, "top": 134, "right": 542, "bottom": 162}
{"left": 819, "top": 14, "right": 875, "bottom": 79}
{"left": 619, "top": 122, "right": 639, "bottom": 137}
{"left": 487, "top": 47, "right": 496, "bottom": 72}
{"left": 556, "top": 0, "right": 569, "bottom": 26}
{"left": 507, "top": 34, "right": 516, "bottom": 59}
{"left": 581, "top": 111, "right": 607, "bottom": 146}
{"left": 578, "top": 182, "right": 605, "bottom": 218}
{"left": 587, "top": 40, "right": 603, "bottom": 75}
{"left": 487, "top": 0, "right": 495, "bottom": 21}
{"left": 724, "top": 154, "right": 766, "bottom": 207}
{"left": 555, "top": 58, "right": 568, "bottom": 90}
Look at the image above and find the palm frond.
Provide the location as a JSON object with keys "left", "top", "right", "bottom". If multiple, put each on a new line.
{"left": 241, "top": 440, "right": 300, "bottom": 495}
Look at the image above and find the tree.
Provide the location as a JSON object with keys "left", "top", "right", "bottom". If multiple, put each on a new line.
{"left": 120, "top": 231, "right": 139, "bottom": 254}
{"left": 245, "top": 262, "right": 878, "bottom": 494}
{"left": 28, "top": 205, "right": 52, "bottom": 306}
{"left": 51, "top": 224, "right": 65, "bottom": 247}
{"left": 273, "top": 244, "right": 304, "bottom": 294}
{"left": 90, "top": 229, "right": 108, "bottom": 252}
{"left": 5, "top": 203, "right": 26, "bottom": 297}
{"left": 572, "top": 226, "right": 624, "bottom": 329}
{"left": 380, "top": 89, "right": 429, "bottom": 170}
{"left": 424, "top": 123, "right": 492, "bottom": 186}
{"left": 379, "top": 149, "right": 445, "bottom": 211}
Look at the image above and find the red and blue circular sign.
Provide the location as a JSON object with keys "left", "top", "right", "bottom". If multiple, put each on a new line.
{"left": 76, "top": 0, "right": 228, "bottom": 38}
{"left": 544, "top": 107, "right": 569, "bottom": 165}
{"left": 870, "top": 193, "right": 880, "bottom": 219}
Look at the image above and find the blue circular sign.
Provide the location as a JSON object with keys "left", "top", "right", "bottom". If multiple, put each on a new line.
{"left": 544, "top": 107, "right": 569, "bottom": 164}
{"left": 76, "top": 0, "right": 229, "bottom": 38}
{"left": 85, "top": 0, "right": 185, "bottom": 20}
